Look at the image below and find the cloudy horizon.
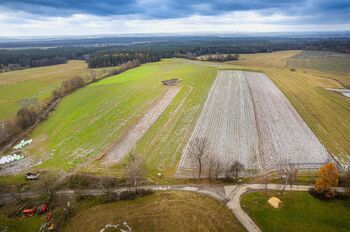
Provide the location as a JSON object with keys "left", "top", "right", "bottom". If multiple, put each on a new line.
{"left": 0, "top": 0, "right": 349, "bottom": 36}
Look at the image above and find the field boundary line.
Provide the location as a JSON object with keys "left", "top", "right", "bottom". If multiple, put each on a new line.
{"left": 102, "top": 86, "right": 180, "bottom": 164}
{"left": 95, "top": 87, "right": 170, "bottom": 162}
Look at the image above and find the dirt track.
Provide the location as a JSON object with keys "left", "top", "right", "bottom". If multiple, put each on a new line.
{"left": 104, "top": 87, "right": 180, "bottom": 164}
{"left": 176, "top": 70, "right": 330, "bottom": 178}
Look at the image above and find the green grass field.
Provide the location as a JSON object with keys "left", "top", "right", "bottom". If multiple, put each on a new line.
{"left": 233, "top": 50, "right": 301, "bottom": 68}
{"left": 0, "top": 61, "right": 89, "bottom": 120}
{"left": 241, "top": 191, "right": 350, "bottom": 232}
{"left": 0, "top": 211, "right": 43, "bottom": 232}
{"left": 0, "top": 61, "right": 116, "bottom": 120}
{"left": 288, "top": 51, "right": 350, "bottom": 75}
{"left": 2, "top": 51, "right": 350, "bottom": 178}
{"left": 64, "top": 191, "right": 246, "bottom": 232}
{"left": 22, "top": 60, "right": 216, "bottom": 173}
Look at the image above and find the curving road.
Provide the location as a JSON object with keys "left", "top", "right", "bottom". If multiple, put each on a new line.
{"left": 0, "top": 184, "right": 347, "bottom": 232}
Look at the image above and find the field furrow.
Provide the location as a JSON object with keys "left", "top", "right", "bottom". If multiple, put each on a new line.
{"left": 177, "top": 70, "right": 330, "bottom": 178}
{"left": 176, "top": 71, "right": 261, "bottom": 178}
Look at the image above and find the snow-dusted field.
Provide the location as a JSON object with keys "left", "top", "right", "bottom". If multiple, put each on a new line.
{"left": 176, "top": 70, "right": 330, "bottom": 178}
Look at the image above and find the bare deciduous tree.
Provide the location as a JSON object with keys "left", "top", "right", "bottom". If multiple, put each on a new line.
{"left": 99, "top": 177, "right": 118, "bottom": 200}
{"left": 187, "top": 137, "right": 210, "bottom": 179}
{"left": 208, "top": 155, "right": 220, "bottom": 179}
{"left": 277, "top": 161, "right": 298, "bottom": 195}
{"left": 124, "top": 152, "right": 146, "bottom": 194}
{"left": 230, "top": 161, "right": 245, "bottom": 182}
{"left": 261, "top": 174, "right": 269, "bottom": 193}
{"left": 37, "top": 174, "right": 60, "bottom": 203}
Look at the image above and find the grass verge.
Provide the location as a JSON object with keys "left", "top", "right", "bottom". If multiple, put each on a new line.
{"left": 241, "top": 191, "right": 350, "bottom": 232}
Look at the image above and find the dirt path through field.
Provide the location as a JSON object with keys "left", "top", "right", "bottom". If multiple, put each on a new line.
{"left": 103, "top": 87, "right": 180, "bottom": 164}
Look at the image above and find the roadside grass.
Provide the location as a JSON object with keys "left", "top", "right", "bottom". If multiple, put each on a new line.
{"left": 22, "top": 60, "right": 217, "bottom": 172}
{"left": 64, "top": 191, "right": 246, "bottom": 232}
{"left": 241, "top": 191, "right": 350, "bottom": 232}
{"left": 0, "top": 211, "right": 43, "bottom": 232}
{"left": 0, "top": 174, "right": 27, "bottom": 186}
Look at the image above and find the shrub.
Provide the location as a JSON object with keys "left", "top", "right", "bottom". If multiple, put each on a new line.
{"left": 16, "top": 107, "right": 39, "bottom": 129}
{"left": 65, "top": 174, "right": 100, "bottom": 189}
{"left": 314, "top": 163, "right": 339, "bottom": 199}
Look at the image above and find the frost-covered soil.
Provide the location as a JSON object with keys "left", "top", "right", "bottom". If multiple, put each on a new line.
{"left": 176, "top": 70, "right": 330, "bottom": 178}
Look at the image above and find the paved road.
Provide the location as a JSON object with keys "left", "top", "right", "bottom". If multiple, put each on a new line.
{"left": 1, "top": 184, "right": 347, "bottom": 232}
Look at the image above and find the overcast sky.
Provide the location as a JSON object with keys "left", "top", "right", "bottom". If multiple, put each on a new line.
{"left": 0, "top": 0, "right": 349, "bottom": 36}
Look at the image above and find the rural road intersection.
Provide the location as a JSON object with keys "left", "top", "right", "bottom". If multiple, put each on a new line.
{"left": 0, "top": 184, "right": 347, "bottom": 232}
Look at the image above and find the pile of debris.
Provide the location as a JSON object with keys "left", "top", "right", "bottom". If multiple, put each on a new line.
{"left": 162, "top": 79, "right": 182, "bottom": 86}
{"left": 25, "top": 171, "right": 40, "bottom": 180}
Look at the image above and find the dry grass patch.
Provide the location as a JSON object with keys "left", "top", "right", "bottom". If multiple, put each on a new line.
{"left": 64, "top": 191, "right": 246, "bottom": 232}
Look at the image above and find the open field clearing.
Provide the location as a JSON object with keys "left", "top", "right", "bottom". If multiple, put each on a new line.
{"left": 64, "top": 191, "right": 246, "bottom": 232}
{"left": 177, "top": 70, "right": 329, "bottom": 178}
{"left": 0, "top": 60, "right": 114, "bottom": 120}
{"left": 233, "top": 50, "right": 301, "bottom": 68}
{"left": 241, "top": 191, "right": 350, "bottom": 232}
{"left": 13, "top": 60, "right": 216, "bottom": 173}
{"left": 288, "top": 51, "right": 350, "bottom": 75}
{"left": 104, "top": 87, "right": 180, "bottom": 164}
{"left": 0, "top": 61, "right": 88, "bottom": 120}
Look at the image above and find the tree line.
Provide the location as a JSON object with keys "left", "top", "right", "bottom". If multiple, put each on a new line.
{"left": 1, "top": 36, "right": 349, "bottom": 70}
{"left": 87, "top": 51, "right": 160, "bottom": 68}
{"left": 196, "top": 54, "right": 240, "bottom": 62}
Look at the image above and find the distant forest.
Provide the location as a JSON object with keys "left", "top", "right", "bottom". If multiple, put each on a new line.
{"left": 1, "top": 36, "right": 350, "bottom": 69}
{"left": 87, "top": 51, "right": 160, "bottom": 68}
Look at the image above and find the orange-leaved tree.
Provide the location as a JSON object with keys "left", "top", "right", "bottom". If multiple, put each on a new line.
{"left": 314, "top": 163, "right": 339, "bottom": 199}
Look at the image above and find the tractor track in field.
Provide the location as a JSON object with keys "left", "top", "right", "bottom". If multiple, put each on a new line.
{"left": 102, "top": 87, "right": 180, "bottom": 165}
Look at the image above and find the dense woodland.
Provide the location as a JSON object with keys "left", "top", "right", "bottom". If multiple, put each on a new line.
{"left": 87, "top": 51, "right": 160, "bottom": 68}
{"left": 0, "top": 36, "right": 350, "bottom": 69}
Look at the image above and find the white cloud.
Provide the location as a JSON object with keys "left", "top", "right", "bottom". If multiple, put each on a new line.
{"left": 0, "top": 8, "right": 348, "bottom": 36}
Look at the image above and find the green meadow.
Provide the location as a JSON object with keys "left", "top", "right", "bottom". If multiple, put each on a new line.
{"left": 241, "top": 191, "right": 350, "bottom": 232}
{"left": 23, "top": 59, "right": 217, "bottom": 173}
{"left": 0, "top": 61, "right": 89, "bottom": 120}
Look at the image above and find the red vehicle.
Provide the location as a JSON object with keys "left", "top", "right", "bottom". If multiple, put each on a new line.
{"left": 22, "top": 208, "right": 37, "bottom": 217}
{"left": 22, "top": 203, "right": 48, "bottom": 217}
